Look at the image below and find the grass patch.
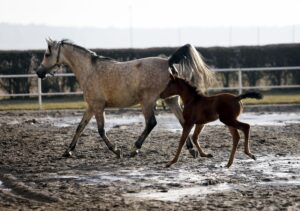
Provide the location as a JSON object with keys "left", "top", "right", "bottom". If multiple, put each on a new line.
{"left": 0, "top": 101, "right": 87, "bottom": 110}
{"left": 242, "top": 94, "right": 300, "bottom": 105}
{"left": 0, "top": 94, "right": 299, "bottom": 110}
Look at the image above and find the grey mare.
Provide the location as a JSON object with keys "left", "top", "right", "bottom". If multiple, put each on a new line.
{"left": 36, "top": 39, "right": 214, "bottom": 158}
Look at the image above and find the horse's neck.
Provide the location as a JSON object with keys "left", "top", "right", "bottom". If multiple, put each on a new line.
{"left": 178, "top": 80, "right": 203, "bottom": 105}
{"left": 60, "top": 46, "right": 92, "bottom": 86}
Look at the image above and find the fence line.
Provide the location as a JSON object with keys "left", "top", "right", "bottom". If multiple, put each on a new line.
{"left": 1, "top": 66, "right": 300, "bottom": 109}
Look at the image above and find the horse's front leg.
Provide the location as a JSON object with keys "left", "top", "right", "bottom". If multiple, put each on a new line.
{"left": 95, "top": 110, "right": 122, "bottom": 158}
{"left": 130, "top": 103, "right": 157, "bottom": 157}
{"left": 164, "top": 96, "right": 198, "bottom": 158}
{"left": 63, "top": 109, "right": 93, "bottom": 157}
{"left": 166, "top": 123, "right": 194, "bottom": 167}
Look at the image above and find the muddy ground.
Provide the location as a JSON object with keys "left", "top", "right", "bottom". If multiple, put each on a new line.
{"left": 0, "top": 109, "right": 299, "bottom": 210}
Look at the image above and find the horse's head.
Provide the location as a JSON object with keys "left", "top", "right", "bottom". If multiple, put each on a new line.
{"left": 36, "top": 38, "right": 62, "bottom": 79}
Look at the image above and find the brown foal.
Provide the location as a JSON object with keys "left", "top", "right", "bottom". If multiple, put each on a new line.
{"left": 160, "top": 77, "right": 263, "bottom": 168}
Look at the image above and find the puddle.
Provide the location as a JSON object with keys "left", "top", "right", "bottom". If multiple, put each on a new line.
{"left": 53, "top": 168, "right": 206, "bottom": 186}
{"left": 239, "top": 112, "right": 300, "bottom": 126}
{"left": 54, "top": 172, "right": 130, "bottom": 184}
{"left": 48, "top": 115, "right": 145, "bottom": 129}
{"left": 43, "top": 112, "right": 300, "bottom": 130}
{"left": 125, "top": 183, "right": 232, "bottom": 202}
{"left": 250, "top": 155, "right": 300, "bottom": 184}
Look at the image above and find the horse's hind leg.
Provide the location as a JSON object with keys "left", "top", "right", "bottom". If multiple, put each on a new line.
{"left": 238, "top": 122, "right": 256, "bottom": 160}
{"left": 131, "top": 103, "right": 157, "bottom": 157}
{"left": 63, "top": 109, "right": 93, "bottom": 157}
{"left": 222, "top": 118, "right": 256, "bottom": 167}
{"left": 164, "top": 96, "right": 198, "bottom": 158}
{"left": 95, "top": 110, "right": 122, "bottom": 158}
{"left": 225, "top": 119, "right": 255, "bottom": 161}
{"left": 192, "top": 124, "right": 213, "bottom": 157}
{"left": 227, "top": 126, "right": 240, "bottom": 168}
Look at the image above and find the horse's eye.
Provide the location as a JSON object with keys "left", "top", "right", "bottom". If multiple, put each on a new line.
{"left": 45, "top": 53, "right": 50, "bottom": 58}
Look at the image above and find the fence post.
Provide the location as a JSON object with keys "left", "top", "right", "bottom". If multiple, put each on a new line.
{"left": 238, "top": 69, "right": 242, "bottom": 94}
{"left": 38, "top": 78, "right": 42, "bottom": 109}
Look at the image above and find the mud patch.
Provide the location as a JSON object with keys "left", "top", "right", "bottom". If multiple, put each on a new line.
{"left": 0, "top": 110, "right": 299, "bottom": 210}
{"left": 0, "top": 174, "right": 59, "bottom": 203}
{"left": 252, "top": 155, "right": 300, "bottom": 185}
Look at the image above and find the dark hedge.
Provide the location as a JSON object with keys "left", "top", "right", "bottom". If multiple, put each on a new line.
{"left": 0, "top": 43, "right": 300, "bottom": 95}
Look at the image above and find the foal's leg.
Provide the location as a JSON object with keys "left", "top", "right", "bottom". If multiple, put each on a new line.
{"left": 63, "top": 109, "right": 93, "bottom": 157}
{"left": 227, "top": 126, "right": 240, "bottom": 168}
{"left": 95, "top": 110, "right": 122, "bottom": 158}
{"left": 130, "top": 103, "right": 157, "bottom": 157}
{"left": 192, "top": 124, "right": 213, "bottom": 157}
{"left": 238, "top": 122, "right": 256, "bottom": 160}
{"left": 222, "top": 117, "right": 256, "bottom": 167}
{"left": 164, "top": 96, "right": 198, "bottom": 158}
{"left": 166, "top": 123, "right": 194, "bottom": 167}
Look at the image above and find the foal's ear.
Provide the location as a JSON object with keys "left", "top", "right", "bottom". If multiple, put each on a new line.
{"left": 168, "top": 65, "right": 179, "bottom": 80}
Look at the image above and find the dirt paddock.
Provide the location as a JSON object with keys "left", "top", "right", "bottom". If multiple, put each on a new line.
{"left": 0, "top": 109, "right": 299, "bottom": 210}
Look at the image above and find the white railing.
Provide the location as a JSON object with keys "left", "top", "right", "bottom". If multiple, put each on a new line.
{"left": 0, "top": 66, "right": 300, "bottom": 108}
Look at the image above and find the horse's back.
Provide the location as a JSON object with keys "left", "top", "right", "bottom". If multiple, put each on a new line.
{"left": 89, "top": 57, "right": 170, "bottom": 107}
{"left": 114, "top": 57, "right": 170, "bottom": 92}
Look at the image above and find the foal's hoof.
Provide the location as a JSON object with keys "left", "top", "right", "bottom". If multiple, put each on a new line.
{"left": 206, "top": 153, "right": 213, "bottom": 158}
{"left": 114, "top": 148, "right": 123, "bottom": 159}
{"left": 246, "top": 152, "right": 257, "bottom": 161}
{"left": 165, "top": 162, "right": 173, "bottom": 168}
{"left": 62, "top": 150, "right": 73, "bottom": 158}
{"left": 189, "top": 149, "right": 199, "bottom": 159}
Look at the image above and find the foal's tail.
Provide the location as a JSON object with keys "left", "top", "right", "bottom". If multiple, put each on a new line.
{"left": 168, "top": 44, "right": 215, "bottom": 93}
{"left": 236, "top": 92, "right": 263, "bottom": 101}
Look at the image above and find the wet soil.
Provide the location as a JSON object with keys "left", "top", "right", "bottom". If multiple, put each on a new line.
{"left": 0, "top": 109, "right": 299, "bottom": 210}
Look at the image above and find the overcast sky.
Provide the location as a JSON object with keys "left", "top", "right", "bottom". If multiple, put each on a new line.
{"left": 1, "top": 0, "right": 300, "bottom": 28}
{"left": 0, "top": 0, "right": 300, "bottom": 49}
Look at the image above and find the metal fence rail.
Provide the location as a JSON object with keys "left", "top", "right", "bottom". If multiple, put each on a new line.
{"left": 1, "top": 66, "right": 300, "bottom": 108}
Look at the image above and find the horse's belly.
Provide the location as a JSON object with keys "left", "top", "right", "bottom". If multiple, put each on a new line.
{"left": 105, "top": 93, "right": 139, "bottom": 107}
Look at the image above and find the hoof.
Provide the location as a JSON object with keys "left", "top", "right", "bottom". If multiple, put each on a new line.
{"left": 130, "top": 149, "right": 139, "bottom": 157}
{"left": 252, "top": 155, "right": 257, "bottom": 160}
{"left": 62, "top": 150, "right": 72, "bottom": 158}
{"left": 165, "top": 162, "right": 173, "bottom": 168}
{"left": 207, "top": 153, "right": 213, "bottom": 158}
{"left": 130, "top": 145, "right": 140, "bottom": 157}
{"left": 114, "top": 148, "right": 123, "bottom": 159}
{"left": 189, "top": 149, "right": 199, "bottom": 159}
{"left": 226, "top": 163, "right": 232, "bottom": 168}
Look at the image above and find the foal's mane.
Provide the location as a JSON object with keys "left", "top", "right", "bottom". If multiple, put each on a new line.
{"left": 175, "top": 77, "right": 204, "bottom": 96}
{"left": 59, "top": 39, "right": 115, "bottom": 62}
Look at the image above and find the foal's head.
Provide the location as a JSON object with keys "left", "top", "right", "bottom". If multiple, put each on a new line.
{"left": 161, "top": 76, "right": 200, "bottom": 102}
{"left": 36, "top": 38, "right": 63, "bottom": 79}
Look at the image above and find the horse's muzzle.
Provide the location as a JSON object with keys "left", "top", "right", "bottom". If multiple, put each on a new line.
{"left": 36, "top": 66, "right": 47, "bottom": 79}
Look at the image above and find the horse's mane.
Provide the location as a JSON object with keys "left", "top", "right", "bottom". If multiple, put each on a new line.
{"left": 168, "top": 44, "right": 215, "bottom": 94}
{"left": 59, "top": 39, "right": 115, "bottom": 62}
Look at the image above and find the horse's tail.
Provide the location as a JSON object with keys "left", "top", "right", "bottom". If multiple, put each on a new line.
{"left": 168, "top": 44, "right": 215, "bottom": 93}
{"left": 236, "top": 92, "right": 263, "bottom": 101}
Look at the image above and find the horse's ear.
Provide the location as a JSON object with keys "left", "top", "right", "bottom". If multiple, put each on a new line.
{"left": 46, "top": 37, "right": 54, "bottom": 46}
